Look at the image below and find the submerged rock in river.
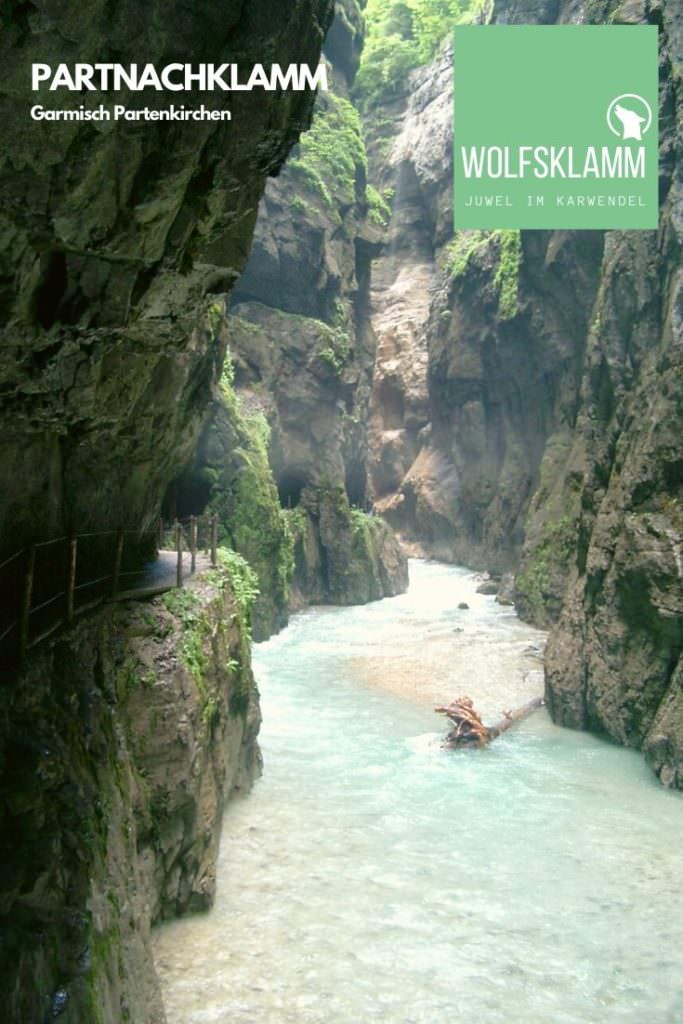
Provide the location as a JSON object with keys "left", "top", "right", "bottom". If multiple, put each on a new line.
{"left": 476, "top": 580, "right": 499, "bottom": 595}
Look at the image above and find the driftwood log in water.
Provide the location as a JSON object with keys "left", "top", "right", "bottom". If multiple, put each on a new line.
{"left": 435, "top": 696, "right": 544, "bottom": 749}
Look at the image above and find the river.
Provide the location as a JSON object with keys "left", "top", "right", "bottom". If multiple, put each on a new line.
{"left": 154, "top": 560, "right": 682, "bottom": 1024}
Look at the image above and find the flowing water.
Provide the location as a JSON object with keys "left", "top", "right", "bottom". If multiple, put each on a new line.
{"left": 154, "top": 561, "right": 682, "bottom": 1024}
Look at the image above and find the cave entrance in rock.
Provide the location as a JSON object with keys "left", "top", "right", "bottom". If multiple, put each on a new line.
{"left": 277, "top": 469, "right": 307, "bottom": 509}
{"left": 345, "top": 462, "right": 367, "bottom": 510}
{"left": 163, "top": 474, "right": 213, "bottom": 524}
{"left": 377, "top": 376, "right": 405, "bottom": 431}
{"left": 33, "top": 250, "right": 68, "bottom": 329}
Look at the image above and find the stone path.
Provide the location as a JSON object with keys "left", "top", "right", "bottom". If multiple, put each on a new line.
{"left": 115, "top": 550, "right": 213, "bottom": 601}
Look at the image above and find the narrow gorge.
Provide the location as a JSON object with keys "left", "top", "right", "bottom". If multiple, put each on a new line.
{"left": 0, "top": 1, "right": 681, "bottom": 1022}
{"left": 355, "top": 0, "right": 683, "bottom": 790}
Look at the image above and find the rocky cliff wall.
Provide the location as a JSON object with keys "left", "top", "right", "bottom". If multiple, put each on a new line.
{"left": 362, "top": 24, "right": 603, "bottom": 576}
{"left": 0, "top": 1, "right": 334, "bottom": 1018}
{"left": 0, "top": 563, "right": 261, "bottom": 1024}
{"left": 541, "top": 0, "right": 683, "bottom": 790}
{"left": 475, "top": 0, "right": 683, "bottom": 789}
{"left": 360, "top": 0, "right": 682, "bottom": 787}
{"left": 171, "top": 0, "right": 409, "bottom": 626}
{"left": 0, "top": 0, "right": 333, "bottom": 558}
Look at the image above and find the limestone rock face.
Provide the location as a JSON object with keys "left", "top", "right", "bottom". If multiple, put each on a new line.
{"left": 229, "top": 39, "right": 375, "bottom": 537}
{"left": 286, "top": 485, "right": 409, "bottom": 607}
{"left": 365, "top": 45, "right": 450, "bottom": 539}
{"left": 364, "top": 30, "right": 602, "bottom": 575}
{"left": 0, "top": 568, "right": 261, "bottom": 1024}
{"left": 231, "top": 303, "right": 355, "bottom": 490}
{"left": 0, "top": 0, "right": 333, "bottom": 557}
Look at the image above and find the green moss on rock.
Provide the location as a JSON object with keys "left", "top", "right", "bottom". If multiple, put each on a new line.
{"left": 515, "top": 516, "right": 576, "bottom": 626}
{"left": 366, "top": 184, "right": 393, "bottom": 227}
{"left": 175, "top": 352, "right": 293, "bottom": 640}
{"left": 494, "top": 230, "right": 521, "bottom": 321}
{"left": 291, "top": 92, "right": 367, "bottom": 208}
{"left": 445, "top": 228, "right": 521, "bottom": 320}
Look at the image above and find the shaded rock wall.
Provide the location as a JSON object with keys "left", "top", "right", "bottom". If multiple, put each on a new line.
{"left": 285, "top": 485, "right": 409, "bottom": 608}
{"left": 542, "top": 0, "right": 683, "bottom": 790}
{"left": 228, "top": 16, "right": 379, "bottom": 556}
{"left": 170, "top": 339, "right": 293, "bottom": 642}
{"left": 0, "top": 0, "right": 333, "bottom": 558}
{"left": 0, "top": 2, "right": 334, "bottom": 1019}
{"left": 0, "top": 567, "right": 261, "bottom": 1024}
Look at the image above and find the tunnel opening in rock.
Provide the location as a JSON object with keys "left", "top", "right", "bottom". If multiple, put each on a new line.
{"left": 163, "top": 473, "right": 213, "bottom": 523}
{"left": 345, "top": 461, "right": 367, "bottom": 509}
{"left": 277, "top": 469, "right": 308, "bottom": 509}
{"left": 33, "top": 251, "right": 68, "bottom": 329}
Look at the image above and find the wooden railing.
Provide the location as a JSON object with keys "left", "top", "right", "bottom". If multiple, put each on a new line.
{"left": 0, "top": 514, "right": 219, "bottom": 670}
{"left": 160, "top": 514, "right": 220, "bottom": 588}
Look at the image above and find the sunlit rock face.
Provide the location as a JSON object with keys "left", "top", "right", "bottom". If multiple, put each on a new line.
{"left": 364, "top": 20, "right": 601, "bottom": 578}
{"left": 0, "top": 0, "right": 334, "bottom": 556}
{"left": 173, "top": 0, "right": 408, "bottom": 619}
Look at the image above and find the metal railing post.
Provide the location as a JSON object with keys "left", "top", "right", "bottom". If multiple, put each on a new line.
{"left": 210, "top": 515, "right": 218, "bottom": 568}
{"left": 20, "top": 545, "right": 36, "bottom": 658}
{"left": 190, "top": 515, "right": 197, "bottom": 574}
{"left": 66, "top": 535, "right": 78, "bottom": 622}
{"left": 111, "top": 528, "right": 124, "bottom": 598}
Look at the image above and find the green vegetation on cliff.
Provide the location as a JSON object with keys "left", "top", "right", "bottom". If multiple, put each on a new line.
{"left": 445, "top": 229, "right": 521, "bottom": 320}
{"left": 515, "top": 516, "right": 576, "bottom": 625}
{"left": 280, "top": 507, "right": 308, "bottom": 564}
{"left": 494, "top": 230, "right": 521, "bottom": 320}
{"left": 289, "top": 85, "right": 402, "bottom": 242}
{"left": 215, "top": 547, "right": 260, "bottom": 716}
{"left": 355, "top": 0, "right": 477, "bottom": 105}
{"left": 216, "top": 547, "right": 260, "bottom": 637}
{"left": 319, "top": 322, "right": 352, "bottom": 374}
{"left": 161, "top": 558, "right": 256, "bottom": 724}
{"left": 367, "top": 184, "right": 394, "bottom": 226}
{"left": 349, "top": 508, "right": 389, "bottom": 580}
{"left": 161, "top": 588, "right": 208, "bottom": 684}
{"left": 217, "top": 363, "right": 293, "bottom": 637}
{"left": 444, "top": 231, "right": 488, "bottom": 278}
{"left": 172, "top": 348, "right": 294, "bottom": 640}
{"left": 290, "top": 92, "right": 367, "bottom": 208}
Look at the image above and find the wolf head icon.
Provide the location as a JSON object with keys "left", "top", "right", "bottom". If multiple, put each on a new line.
{"left": 614, "top": 103, "right": 647, "bottom": 141}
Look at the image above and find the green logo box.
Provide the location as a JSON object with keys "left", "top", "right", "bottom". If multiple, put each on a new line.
{"left": 453, "top": 26, "right": 659, "bottom": 230}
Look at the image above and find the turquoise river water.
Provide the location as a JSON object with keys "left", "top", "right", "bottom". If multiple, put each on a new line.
{"left": 154, "top": 560, "right": 682, "bottom": 1024}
